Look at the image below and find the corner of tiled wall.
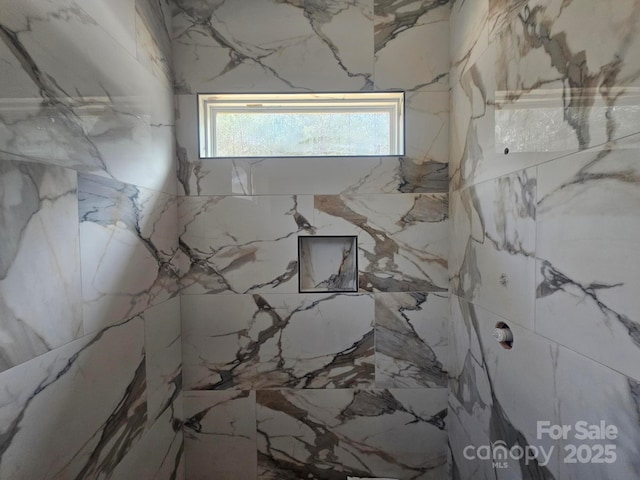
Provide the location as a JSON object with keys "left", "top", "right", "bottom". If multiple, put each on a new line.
{"left": 448, "top": 1, "right": 640, "bottom": 479}
{"left": 0, "top": 0, "right": 184, "bottom": 478}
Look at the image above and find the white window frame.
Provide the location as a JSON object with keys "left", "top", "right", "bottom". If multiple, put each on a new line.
{"left": 198, "top": 92, "right": 405, "bottom": 158}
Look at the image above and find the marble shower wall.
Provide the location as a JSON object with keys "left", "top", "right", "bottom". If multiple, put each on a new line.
{"left": 0, "top": 1, "right": 184, "bottom": 478}
{"left": 173, "top": 0, "right": 451, "bottom": 478}
{"left": 449, "top": 0, "right": 640, "bottom": 478}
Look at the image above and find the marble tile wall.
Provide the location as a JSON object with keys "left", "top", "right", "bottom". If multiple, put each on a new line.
{"left": 449, "top": 0, "right": 640, "bottom": 478}
{"left": 0, "top": 0, "right": 183, "bottom": 478}
{"left": 173, "top": 0, "right": 452, "bottom": 478}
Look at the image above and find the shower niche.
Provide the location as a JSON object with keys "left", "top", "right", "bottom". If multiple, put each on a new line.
{"left": 298, "top": 236, "right": 358, "bottom": 293}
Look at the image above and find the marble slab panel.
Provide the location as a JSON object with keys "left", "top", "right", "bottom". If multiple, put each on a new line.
{"left": 110, "top": 398, "right": 185, "bottom": 480}
{"left": 0, "top": 0, "right": 176, "bottom": 194}
{"left": 448, "top": 295, "right": 494, "bottom": 449}
{"left": 375, "top": 292, "right": 448, "bottom": 388}
{"left": 449, "top": 0, "right": 489, "bottom": 87}
{"left": 184, "top": 391, "right": 257, "bottom": 480}
{"left": 79, "top": 174, "right": 180, "bottom": 333}
{"left": 449, "top": 294, "right": 640, "bottom": 479}
{"left": 536, "top": 139, "right": 640, "bottom": 381}
{"left": 314, "top": 193, "right": 448, "bottom": 292}
{"left": 495, "top": 0, "right": 640, "bottom": 152}
{"left": 449, "top": 168, "right": 536, "bottom": 329}
{"left": 554, "top": 348, "right": 640, "bottom": 480}
{"left": 79, "top": 0, "right": 137, "bottom": 58}
{"left": 0, "top": 160, "right": 81, "bottom": 372}
{"left": 172, "top": 0, "right": 373, "bottom": 93}
{"left": 450, "top": 18, "right": 635, "bottom": 191}
{"left": 181, "top": 293, "right": 374, "bottom": 390}
{"left": 0, "top": 0, "right": 147, "bottom": 99}
{"left": 136, "top": 0, "right": 173, "bottom": 84}
{"left": 374, "top": 0, "right": 450, "bottom": 91}
{"left": 256, "top": 388, "right": 448, "bottom": 479}
{"left": 449, "top": 38, "right": 559, "bottom": 191}
{"left": 145, "top": 297, "right": 182, "bottom": 423}
{"left": 182, "top": 155, "right": 449, "bottom": 198}
{"left": 449, "top": 40, "right": 496, "bottom": 191}
{"left": 0, "top": 316, "right": 147, "bottom": 479}
{"left": 448, "top": 395, "right": 497, "bottom": 480}
{"left": 178, "top": 194, "right": 315, "bottom": 294}
{"left": 405, "top": 90, "right": 450, "bottom": 169}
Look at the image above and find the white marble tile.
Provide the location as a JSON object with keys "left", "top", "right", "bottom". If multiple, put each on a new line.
{"left": 449, "top": 41, "right": 496, "bottom": 191}
{"left": 80, "top": 0, "right": 137, "bottom": 58}
{"left": 449, "top": 0, "right": 489, "bottom": 87}
{"left": 172, "top": 0, "right": 373, "bottom": 93}
{"left": 0, "top": 316, "right": 147, "bottom": 479}
{"left": 554, "top": 347, "right": 640, "bottom": 480}
{"left": 315, "top": 193, "right": 449, "bottom": 292}
{"left": 450, "top": 293, "right": 640, "bottom": 479}
{"left": 110, "top": 398, "right": 185, "bottom": 480}
{"left": 145, "top": 297, "right": 182, "bottom": 423}
{"left": 447, "top": 295, "right": 494, "bottom": 448}
{"left": 0, "top": 0, "right": 176, "bottom": 194}
{"left": 0, "top": 0, "right": 146, "bottom": 99}
{"left": 79, "top": 174, "right": 180, "bottom": 333}
{"left": 450, "top": 168, "right": 536, "bottom": 329}
{"left": 182, "top": 293, "right": 374, "bottom": 390}
{"left": 0, "top": 160, "right": 82, "bottom": 372}
{"left": 374, "top": 0, "right": 450, "bottom": 91}
{"left": 184, "top": 391, "right": 257, "bottom": 480}
{"left": 536, "top": 141, "right": 640, "bottom": 381}
{"left": 449, "top": 296, "right": 560, "bottom": 477}
{"left": 405, "top": 90, "right": 450, "bottom": 168}
{"left": 450, "top": 19, "right": 620, "bottom": 191}
{"left": 136, "top": 0, "right": 173, "bottom": 85}
{"left": 375, "top": 292, "right": 448, "bottom": 388}
{"left": 495, "top": 0, "right": 640, "bottom": 152}
{"left": 178, "top": 194, "right": 314, "bottom": 294}
{"left": 257, "top": 388, "right": 448, "bottom": 479}
{"left": 448, "top": 395, "right": 497, "bottom": 480}
{"left": 452, "top": 0, "right": 640, "bottom": 191}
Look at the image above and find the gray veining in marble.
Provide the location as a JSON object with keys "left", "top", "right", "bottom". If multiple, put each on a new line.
{"left": 79, "top": 174, "right": 180, "bottom": 332}
{"left": 0, "top": 160, "right": 81, "bottom": 372}
{"left": 182, "top": 293, "right": 374, "bottom": 390}
{"left": 257, "top": 388, "right": 448, "bottom": 479}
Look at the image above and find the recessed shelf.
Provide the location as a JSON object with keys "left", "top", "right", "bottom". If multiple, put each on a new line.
{"left": 298, "top": 236, "right": 358, "bottom": 293}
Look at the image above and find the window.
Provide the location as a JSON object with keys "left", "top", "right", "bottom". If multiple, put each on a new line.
{"left": 198, "top": 92, "right": 405, "bottom": 158}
